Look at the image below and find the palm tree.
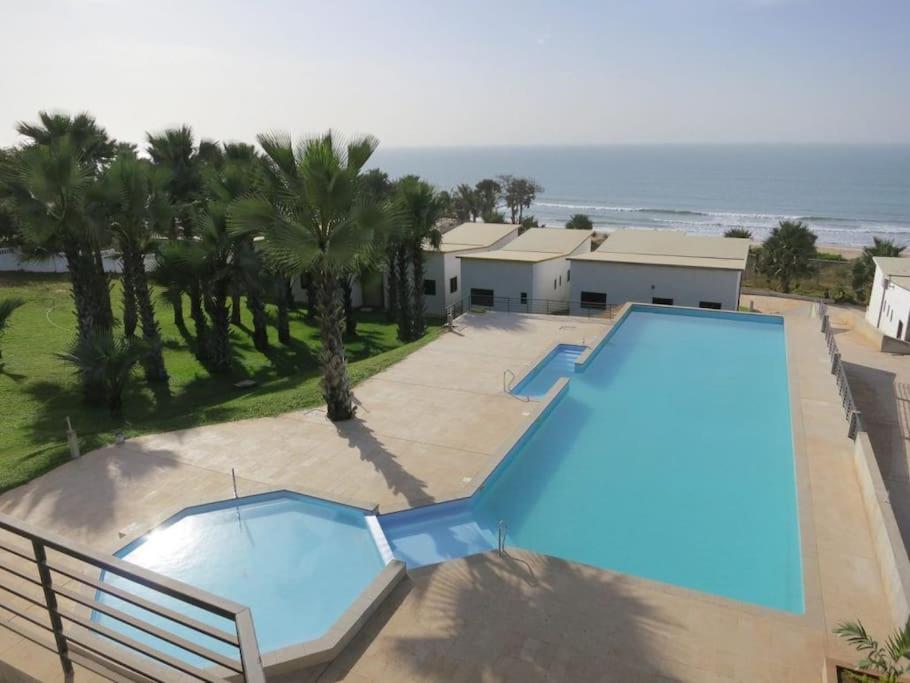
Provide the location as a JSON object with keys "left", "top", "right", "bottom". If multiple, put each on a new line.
{"left": 397, "top": 177, "right": 445, "bottom": 340}
{"left": 835, "top": 619, "right": 910, "bottom": 682}
{"left": 57, "top": 333, "right": 145, "bottom": 419}
{"left": 452, "top": 183, "right": 478, "bottom": 222}
{"left": 474, "top": 178, "right": 501, "bottom": 219}
{"left": 499, "top": 175, "right": 543, "bottom": 224}
{"left": 229, "top": 131, "right": 390, "bottom": 421}
{"left": 146, "top": 126, "right": 209, "bottom": 336}
{"left": 0, "top": 298, "right": 24, "bottom": 362}
{"left": 757, "top": 220, "right": 818, "bottom": 293}
{"left": 3, "top": 136, "right": 115, "bottom": 355}
{"left": 99, "top": 152, "right": 170, "bottom": 382}
{"left": 566, "top": 214, "right": 593, "bottom": 231}
{"left": 724, "top": 228, "right": 753, "bottom": 239}
{"left": 853, "top": 238, "right": 906, "bottom": 302}
{"left": 16, "top": 111, "right": 115, "bottom": 173}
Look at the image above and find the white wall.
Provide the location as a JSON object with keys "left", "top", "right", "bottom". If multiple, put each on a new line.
{"left": 460, "top": 259, "right": 534, "bottom": 307}
{"left": 569, "top": 261, "right": 743, "bottom": 314}
{"left": 867, "top": 266, "right": 910, "bottom": 340}
{"left": 531, "top": 257, "right": 573, "bottom": 302}
{"left": 0, "top": 248, "right": 148, "bottom": 274}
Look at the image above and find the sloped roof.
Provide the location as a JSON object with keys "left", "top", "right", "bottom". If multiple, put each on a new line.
{"left": 569, "top": 229, "right": 749, "bottom": 271}
{"left": 875, "top": 256, "right": 910, "bottom": 290}
{"left": 459, "top": 228, "right": 591, "bottom": 263}
{"left": 426, "top": 222, "right": 519, "bottom": 253}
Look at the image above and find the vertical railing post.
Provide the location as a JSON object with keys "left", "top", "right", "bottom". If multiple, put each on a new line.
{"left": 234, "top": 609, "right": 266, "bottom": 683}
{"left": 831, "top": 351, "right": 841, "bottom": 375}
{"left": 32, "top": 540, "right": 72, "bottom": 675}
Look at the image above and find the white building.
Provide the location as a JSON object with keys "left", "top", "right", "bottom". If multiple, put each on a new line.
{"left": 866, "top": 256, "right": 910, "bottom": 340}
{"left": 458, "top": 228, "right": 592, "bottom": 312}
{"left": 421, "top": 222, "right": 520, "bottom": 315}
{"left": 567, "top": 230, "right": 750, "bottom": 314}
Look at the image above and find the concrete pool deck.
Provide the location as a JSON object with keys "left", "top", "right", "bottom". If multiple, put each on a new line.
{"left": 0, "top": 306, "right": 900, "bottom": 681}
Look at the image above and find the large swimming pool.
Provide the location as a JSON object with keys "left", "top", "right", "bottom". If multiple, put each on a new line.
{"left": 383, "top": 305, "right": 803, "bottom": 613}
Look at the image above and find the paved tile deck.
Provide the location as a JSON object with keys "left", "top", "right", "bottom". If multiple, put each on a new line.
{"left": 0, "top": 306, "right": 898, "bottom": 681}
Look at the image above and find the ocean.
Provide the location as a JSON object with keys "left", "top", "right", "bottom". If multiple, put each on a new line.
{"left": 368, "top": 145, "right": 910, "bottom": 248}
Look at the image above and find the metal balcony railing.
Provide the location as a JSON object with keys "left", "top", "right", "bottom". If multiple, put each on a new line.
{"left": 816, "top": 302, "right": 864, "bottom": 440}
{"left": 0, "top": 511, "right": 265, "bottom": 682}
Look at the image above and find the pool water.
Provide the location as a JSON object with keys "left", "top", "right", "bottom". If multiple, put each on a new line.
{"left": 382, "top": 306, "right": 803, "bottom": 613}
{"left": 95, "top": 492, "right": 385, "bottom": 660}
{"left": 510, "top": 344, "right": 586, "bottom": 397}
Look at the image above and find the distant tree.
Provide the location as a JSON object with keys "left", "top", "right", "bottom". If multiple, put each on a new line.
{"left": 519, "top": 215, "right": 539, "bottom": 234}
{"left": 474, "top": 178, "right": 501, "bottom": 219}
{"left": 16, "top": 111, "right": 115, "bottom": 173}
{"left": 724, "top": 228, "right": 752, "bottom": 239}
{"left": 566, "top": 214, "right": 593, "bottom": 231}
{"left": 0, "top": 298, "right": 24, "bottom": 362}
{"left": 452, "top": 183, "right": 478, "bottom": 222}
{"left": 499, "top": 175, "right": 543, "bottom": 224}
{"left": 757, "top": 220, "right": 818, "bottom": 293}
{"left": 835, "top": 619, "right": 910, "bottom": 683}
{"left": 483, "top": 210, "right": 506, "bottom": 224}
{"left": 360, "top": 169, "right": 394, "bottom": 204}
{"left": 852, "top": 238, "right": 906, "bottom": 302}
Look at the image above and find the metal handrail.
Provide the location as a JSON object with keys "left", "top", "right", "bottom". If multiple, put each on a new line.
{"left": 466, "top": 294, "right": 618, "bottom": 319}
{"left": 503, "top": 369, "right": 516, "bottom": 393}
{"left": 815, "top": 303, "right": 864, "bottom": 440}
{"left": 0, "top": 511, "right": 265, "bottom": 682}
{"left": 497, "top": 520, "right": 508, "bottom": 557}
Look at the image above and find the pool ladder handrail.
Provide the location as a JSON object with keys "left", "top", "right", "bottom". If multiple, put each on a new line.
{"left": 503, "top": 369, "right": 516, "bottom": 393}
{"left": 497, "top": 520, "right": 508, "bottom": 557}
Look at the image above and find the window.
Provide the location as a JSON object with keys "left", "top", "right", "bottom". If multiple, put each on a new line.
{"left": 553, "top": 278, "right": 557, "bottom": 290}
{"left": 520, "top": 292, "right": 528, "bottom": 304}
{"left": 424, "top": 279, "right": 437, "bottom": 296}
{"left": 652, "top": 297, "right": 674, "bottom": 306}
{"left": 449, "top": 276, "right": 458, "bottom": 294}
{"left": 699, "top": 301, "right": 722, "bottom": 310}
{"left": 471, "top": 288, "right": 494, "bottom": 307}
{"left": 559, "top": 275, "right": 562, "bottom": 286}
{"left": 567, "top": 269, "right": 571, "bottom": 282}
{"left": 580, "top": 291, "right": 607, "bottom": 310}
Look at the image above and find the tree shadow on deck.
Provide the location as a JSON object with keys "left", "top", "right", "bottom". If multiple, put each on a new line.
{"left": 316, "top": 550, "right": 684, "bottom": 682}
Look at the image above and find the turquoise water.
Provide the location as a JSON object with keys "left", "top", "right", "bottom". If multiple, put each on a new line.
{"left": 382, "top": 306, "right": 803, "bottom": 613}
{"left": 511, "top": 344, "right": 586, "bottom": 398}
{"left": 370, "top": 145, "right": 910, "bottom": 247}
{"left": 95, "top": 492, "right": 385, "bottom": 661}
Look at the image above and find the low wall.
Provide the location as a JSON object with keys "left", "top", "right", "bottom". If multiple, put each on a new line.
{"left": 881, "top": 335, "right": 910, "bottom": 355}
{"left": 852, "top": 430, "right": 910, "bottom": 628}
{"left": 0, "top": 248, "right": 151, "bottom": 274}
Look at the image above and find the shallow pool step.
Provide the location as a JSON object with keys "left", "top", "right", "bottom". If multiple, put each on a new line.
{"left": 378, "top": 499, "right": 496, "bottom": 569}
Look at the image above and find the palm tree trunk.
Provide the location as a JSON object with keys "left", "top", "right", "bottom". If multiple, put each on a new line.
{"left": 205, "top": 279, "right": 231, "bottom": 374}
{"left": 230, "top": 292, "right": 242, "bottom": 325}
{"left": 189, "top": 279, "right": 209, "bottom": 361}
{"left": 315, "top": 267, "right": 354, "bottom": 421}
{"left": 171, "top": 296, "right": 185, "bottom": 328}
{"left": 340, "top": 275, "right": 357, "bottom": 336}
{"left": 385, "top": 251, "right": 398, "bottom": 323}
{"left": 246, "top": 290, "right": 270, "bottom": 352}
{"left": 131, "top": 251, "right": 168, "bottom": 383}
{"left": 120, "top": 252, "right": 138, "bottom": 338}
{"left": 275, "top": 276, "right": 291, "bottom": 345}
{"left": 304, "top": 272, "right": 317, "bottom": 323}
{"left": 396, "top": 246, "right": 412, "bottom": 341}
{"left": 411, "top": 244, "right": 426, "bottom": 339}
{"left": 63, "top": 243, "right": 113, "bottom": 402}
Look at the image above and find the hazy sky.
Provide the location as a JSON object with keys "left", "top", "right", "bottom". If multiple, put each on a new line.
{"left": 1, "top": 0, "right": 908, "bottom": 148}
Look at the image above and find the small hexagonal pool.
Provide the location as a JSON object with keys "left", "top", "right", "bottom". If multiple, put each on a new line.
{"left": 94, "top": 491, "right": 390, "bottom": 666}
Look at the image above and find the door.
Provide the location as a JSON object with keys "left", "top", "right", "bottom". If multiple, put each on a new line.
{"left": 471, "top": 288, "right": 495, "bottom": 307}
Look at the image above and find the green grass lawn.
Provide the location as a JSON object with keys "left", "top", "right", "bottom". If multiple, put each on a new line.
{"left": 0, "top": 273, "right": 440, "bottom": 493}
